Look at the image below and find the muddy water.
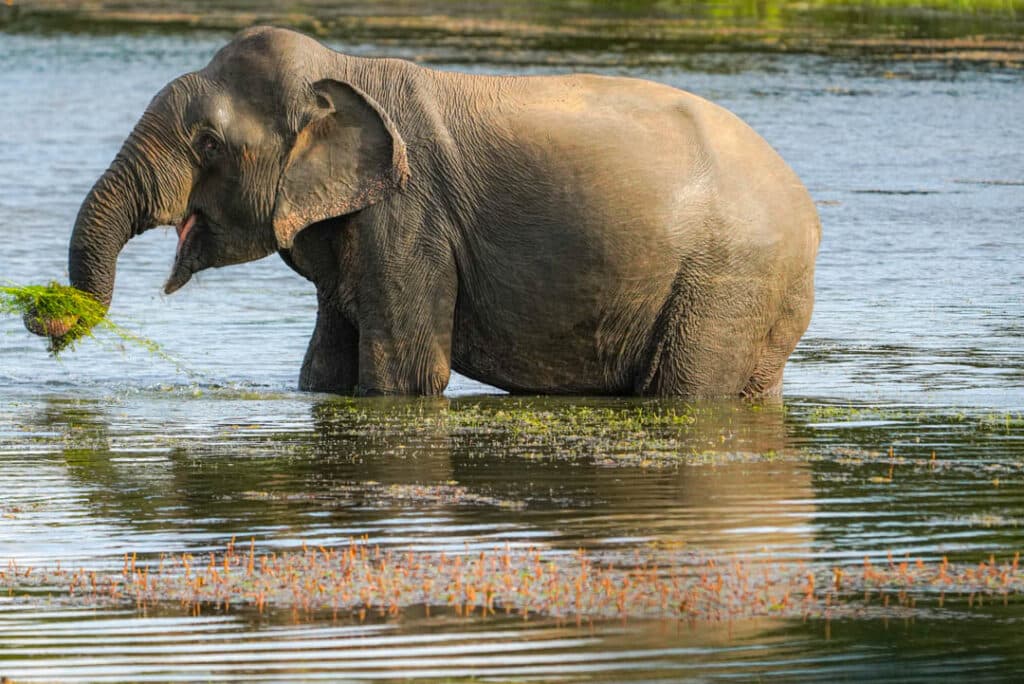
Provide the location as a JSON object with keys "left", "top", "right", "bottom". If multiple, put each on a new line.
{"left": 1, "top": 32, "right": 1022, "bottom": 681}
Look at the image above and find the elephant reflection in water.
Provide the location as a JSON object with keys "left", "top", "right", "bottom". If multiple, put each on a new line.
{"left": 38, "top": 396, "right": 812, "bottom": 559}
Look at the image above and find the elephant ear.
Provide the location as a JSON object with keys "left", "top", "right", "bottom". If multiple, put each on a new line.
{"left": 272, "top": 78, "right": 409, "bottom": 249}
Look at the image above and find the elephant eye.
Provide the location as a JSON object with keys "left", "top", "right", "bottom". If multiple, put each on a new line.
{"left": 193, "top": 132, "right": 222, "bottom": 162}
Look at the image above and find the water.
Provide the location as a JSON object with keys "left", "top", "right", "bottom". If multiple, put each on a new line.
{"left": 1, "top": 30, "right": 1023, "bottom": 681}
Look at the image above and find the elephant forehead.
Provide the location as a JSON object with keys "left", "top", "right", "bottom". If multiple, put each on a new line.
{"left": 199, "top": 93, "right": 275, "bottom": 147}
{"left": 206, "top": 94, "right": 234, "bottom": 127}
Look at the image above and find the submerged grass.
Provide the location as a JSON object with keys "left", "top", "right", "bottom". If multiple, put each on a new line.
{"left": 1, "top": 281, "right": 164, "bottom": 357}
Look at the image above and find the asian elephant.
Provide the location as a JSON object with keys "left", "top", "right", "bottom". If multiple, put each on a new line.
{"left": 26, "top": 26, "right": 820, "bottom": 397}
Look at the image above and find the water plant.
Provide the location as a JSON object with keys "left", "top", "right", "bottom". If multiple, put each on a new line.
{"left": 0, "top": 281, "right": 161, "bottom": 356}
{"left": 5, "top": 539, "right": 1024, "bottom": 624}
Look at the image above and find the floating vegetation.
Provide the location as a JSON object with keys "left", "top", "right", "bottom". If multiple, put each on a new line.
{"left": 239, "top": 483, "right": 527, "bottom": 510}
{"left": 310, "top": 398, "right": 793, "bottom": 468}
{"left": 802, "top": 403, "right": 1024, "bottom": 433}
{"left": 1, "top": 282, "right": 164, "bottom": 358}
{"left": 5, "top": 540, "right": 1024, "bottom": 624}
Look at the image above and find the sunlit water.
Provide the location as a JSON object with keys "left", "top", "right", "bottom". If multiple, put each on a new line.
{"left": 1, "top": 31, "right": 1022, "bottom": 681}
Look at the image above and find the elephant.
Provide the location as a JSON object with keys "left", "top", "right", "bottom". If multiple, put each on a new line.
{"left": 26, "top": 26, "right": 820, "bottom": 397}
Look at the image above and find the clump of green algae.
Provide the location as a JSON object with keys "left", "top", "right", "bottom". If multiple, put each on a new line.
{"left": 0, "top": 281, "right": 161, "bottom": 356}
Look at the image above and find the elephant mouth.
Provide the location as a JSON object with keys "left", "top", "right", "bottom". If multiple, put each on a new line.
{"left": 164, "top": 211, "right": 205, "bottom": 295}
{"left": 176, "top": 212, "right": 198, "bottom": 256}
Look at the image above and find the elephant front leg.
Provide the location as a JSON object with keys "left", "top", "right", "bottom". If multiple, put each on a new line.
{"left": 357, "top": 331, "right": 452, "bottom": 396}
{"left": 299, "top": 302, "right": 359, "bottom": 394}
{"left": 355, "top": 242, "right": 457, "bottom": 396}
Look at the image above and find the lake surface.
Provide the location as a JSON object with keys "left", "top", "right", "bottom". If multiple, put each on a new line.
{"left": 1, "top": 31, "right": 1023, "bottom": 681}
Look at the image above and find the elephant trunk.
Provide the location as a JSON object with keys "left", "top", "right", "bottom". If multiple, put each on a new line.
{"left": 68, "top": 155, "right": 150, "bottom": 310}
{"left": 24, "top": 110, "right": 189, "bottom": 340}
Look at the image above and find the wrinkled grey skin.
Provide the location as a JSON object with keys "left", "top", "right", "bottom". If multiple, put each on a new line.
{"left": 27, "top": 27, "right": 820, "bottom": 397}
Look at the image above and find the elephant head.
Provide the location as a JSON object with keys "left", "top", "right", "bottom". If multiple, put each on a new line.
{"left": 26, "top": 27, "right": 408, "bottom": 341}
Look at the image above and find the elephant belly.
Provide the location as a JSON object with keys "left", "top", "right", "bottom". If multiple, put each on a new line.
{"left": 451, "top": 324, "right": 618, "bottom": 394}
{"left": 450, "top": 279, "right": 666, "bottom": 395}
{"left": 449, "top": 205, "right": 691, "bottom": 393}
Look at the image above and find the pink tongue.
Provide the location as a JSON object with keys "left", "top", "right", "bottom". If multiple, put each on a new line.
{"left": 176, "top": 214, "right": 197, "bottom": 255}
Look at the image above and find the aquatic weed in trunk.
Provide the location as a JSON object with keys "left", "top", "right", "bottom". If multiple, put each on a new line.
{"left": 1, "top": 281, "right": 162, "bottom": 356}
